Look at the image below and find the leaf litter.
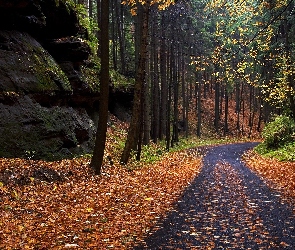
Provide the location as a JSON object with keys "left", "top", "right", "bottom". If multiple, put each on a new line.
{"left": 243, "top": 150, "right": 295, "bottom": 205}
{"left": 0, "top": 147, "right": 202, "bottom": 249}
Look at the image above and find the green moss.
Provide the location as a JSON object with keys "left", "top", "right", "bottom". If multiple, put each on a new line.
{"left": 81, "top": 55, "right": 134, "bottom": 93}
{"left": 31, "top": 48, "right": 72, "bottom": 92}
{"left": 16, "top": 33, "right": 72, "bottom": 93}
{"left": 80, "top": 56, "right": 101, "bottom": 93}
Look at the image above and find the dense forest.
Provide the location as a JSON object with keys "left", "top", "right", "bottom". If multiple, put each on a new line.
{"left": 72, "top": 0, "right": 295, "bottom": 172}
{"left": 1, "top": 0, "right": 294, "bottom": 167}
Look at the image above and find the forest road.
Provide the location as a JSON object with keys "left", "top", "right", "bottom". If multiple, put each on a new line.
{"left": 134, "top": 142, "right": 295, "bottom": 249}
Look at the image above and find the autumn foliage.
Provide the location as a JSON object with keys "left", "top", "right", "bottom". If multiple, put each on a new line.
{"left": 243, "top": 150, "right": 295, "bottom": 202}
{"left": 0, "top": 147, "right": 202, "bottom": 249}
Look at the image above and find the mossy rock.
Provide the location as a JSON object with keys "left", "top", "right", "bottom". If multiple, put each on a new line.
{"left": 0, "top": 30, "right": 72, "bottom": 95}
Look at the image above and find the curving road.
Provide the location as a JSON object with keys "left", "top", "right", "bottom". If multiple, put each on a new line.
{"left": 134, "top": 142, "right": 295, "bottom": 249}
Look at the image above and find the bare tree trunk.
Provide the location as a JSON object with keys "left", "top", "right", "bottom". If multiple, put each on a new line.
{"left": 120, "top": 2, "right": 150, "bottom": 164}
{"left": 143, "top": 44, "right": 150, "bottom": 145}
{"left": 159, "top": 12, "right": 167, "bottom": 140}
{"left": 214, "top": 80, "right": 220, "bottom": 132}
{"left": 115, "top": 0, "right": 127, "bottom": 74}
{"left": 90, "top": 0, "right": 109, "bottom": 174}
{"left": 224, "top": 86, "right": 229, "bottom": 135}
{"left": 181, "top": 54, "right": 188, "bottom": 137}
{"left": 97, "top": 0, "right": 101, "bottom": 57}
{"left": 195, "top": 72, "right": 202, "bottom": 138}
{"left": 111, "top": 0, "right": 117, "bottom": 70}
{"left": 166, "top": 45, "right": 172, "bottom": 151}
{"left": 89, "top": 0, "right": 93, "bottom": 18}
{"left": 150, "top": 7, "right": 160, "bottom": 143}
{"left": 171, "top": 44, "right": 179, "bottom": 147}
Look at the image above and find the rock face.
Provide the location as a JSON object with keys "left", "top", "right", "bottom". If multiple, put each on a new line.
{"left": 0, "top": 0, "right": 98, "bottom": 160}
{"left": 0, "top": 96, "right": 95, "bottom": 160}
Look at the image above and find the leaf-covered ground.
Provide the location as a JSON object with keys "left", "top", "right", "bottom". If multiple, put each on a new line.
{"left": 243, "top": 150, "right": 295, "bottom": 203}
{"left": 0, "top": 149, "right": 202, "bottom": 249}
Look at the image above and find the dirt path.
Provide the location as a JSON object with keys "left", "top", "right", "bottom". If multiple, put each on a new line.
{"left": 134, "top": 142, "right": 295, "bottom": 249}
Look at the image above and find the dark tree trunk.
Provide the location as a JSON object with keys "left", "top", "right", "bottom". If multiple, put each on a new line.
{"left": 120, "top": 2, "right": 150, "bottom": 164}
{"left": 115, "top": 1, "right": 127, "bottom": 74}
{"left": 214, "top": 80, "right": 220, "bottom": 132}
{"left": 143, "top": 43, "right": 150, "bottom": 145}
{"left": 97, "top": 0, "right": 101, "bottom": 57}
{"left": 224, "top": 86, "right": 229, "bottom": 135}
{"left": 90, "top": 0, "right": 109, "bottom": 174}
{"left": 181, "top": 54, "right": 188, "bottom": 137}
{"left": 166, "top": 45, "right": 172, "bottom": 151}
{"left": 159, "top": 12, "right": 167, "bottom": 140}
{"left": 88, "top": 0, "right": 92, "bottom": 17}
{"left": 172, "top": 44, "right": 179, "bottom": 146}
{"left": 150, "top": 8, "right": 160, "bottom": 143}
{"left": 111, "top": 0, "right": 117, "bottom": 70}
{"left": 195, "top": 72, "right": 202, "bottom": 138}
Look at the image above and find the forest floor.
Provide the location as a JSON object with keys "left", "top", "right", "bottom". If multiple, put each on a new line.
{"left": 1, "top": 141, "right": 295, "bottom": 249}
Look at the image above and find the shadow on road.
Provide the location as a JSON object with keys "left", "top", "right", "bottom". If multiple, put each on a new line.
{"left": 134, "top": 143, "right": 295, "bottom": 249}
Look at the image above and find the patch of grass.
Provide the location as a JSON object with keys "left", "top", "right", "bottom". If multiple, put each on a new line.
{"left": 255, "top": 142, "right": 295, "bottom": 161}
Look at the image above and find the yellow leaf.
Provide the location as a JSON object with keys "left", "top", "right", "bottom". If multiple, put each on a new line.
{"left": 11, "top": 190, "right": 19, "bottom": 200}
{"left": 86, "top": 207, "right": 93, "bottom": 212}
{"left": 18, "top": 225, "right": 24, "bottom": 232}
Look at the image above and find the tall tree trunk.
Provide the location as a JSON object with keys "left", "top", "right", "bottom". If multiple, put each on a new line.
{"left": 172, "top": 44, "right": 179, "bottom": 146}
{"left": 120, "top": 2, "right": 150, "bottom": 164}
{"left": 181, "top": 54, "right": 188, "bottom": 137}
{"left": 150, "top": 8, "right": 160, "bottom": 143}
{"left": 166, "top": 45, "right": 172, "bottom": 151}
{"left": 90, "top": 0, "right": 109, "bottom": 174}
{"left": 111, "top": 0, "right": 117, "bottom": 70}
{"left": 284, "top": 9, "right": 295, "bottom": 120}
{"left": 195, "top": 72, "right": 202, "bottom": 138}
{"left": 143, "top": 44, "right": 150, "bottom": 145}
{"left": 159, "top": 12, "right": 167, "bottom": 140}
{"left": 89, "top": 0, "right": 93, "bottom": 18}
{"left": 224, "top": 86, "right": 229, "bottom": 135}
{"left": 214, "top": 80, "right": 220, "bottom": 132}
{"left": 235, "top": 81, "right": 240, "bottom": 133}
{"left": 115, "top": 0, "right": 126, "bottom": 74}
{"left": 96, "top": 0, "right": 101, "bottom": 57}
{"left": 248, "top": 85, "right": 254, "bottom": 137}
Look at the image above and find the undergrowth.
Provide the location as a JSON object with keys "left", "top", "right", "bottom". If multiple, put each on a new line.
{"left": 255, "top": 115, "right": 295, "bottom": 161}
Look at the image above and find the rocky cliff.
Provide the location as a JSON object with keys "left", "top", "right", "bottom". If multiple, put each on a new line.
{"left": 0, "top": 0, "right": 100, "bottom": 160}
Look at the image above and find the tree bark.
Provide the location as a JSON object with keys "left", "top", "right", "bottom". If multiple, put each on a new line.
{"left": 159, "top": 12, "right": 167, "bottom": 140}
{"left": 120, "top": 2, "right": 150, "bottom": 164}
{"left": 224, "top": 86, "right": 229, "bottom": 135}
{"left": 151, "top": 8, "right": 160, "bottom": 143}
{"left": 214, "top": 80, "right": 220, "bottom": 132}
{"left": 90, "top": 0, "right": 109, "bottom": 174}
{"left": 195, "top": 72, "right": 202, "bottom": 137}
{"left": 97, "top": 0, "right": 101, "bottom": 57}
